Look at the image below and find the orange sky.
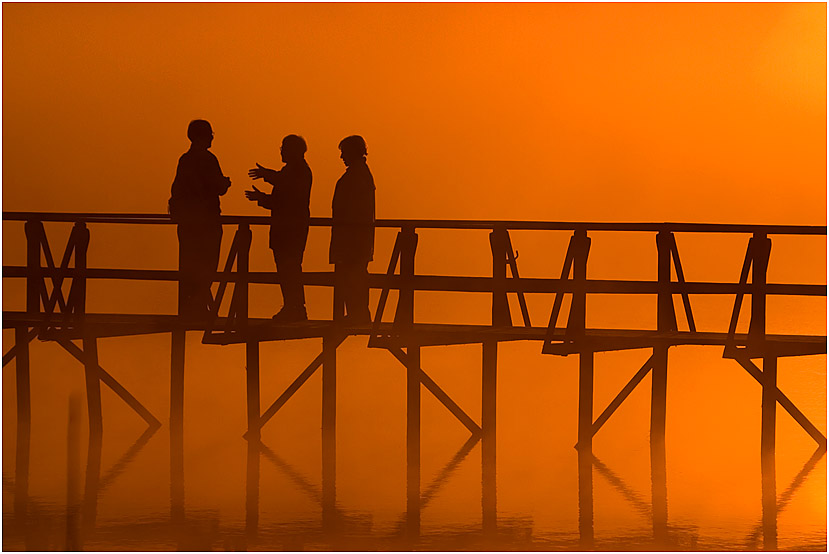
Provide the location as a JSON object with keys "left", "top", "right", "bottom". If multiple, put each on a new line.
{"left": 1, "top": 5, "right": 827, "bottom": 546}
{"left": 2, "top": 2, "right": 826, "bottom": 225}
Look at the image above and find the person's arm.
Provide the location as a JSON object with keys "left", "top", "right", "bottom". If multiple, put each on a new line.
{"left": 201, "top": 152, "right": 231, "bottom": 196}
{"left": 248, "top": 163, "right": 280, "bottom": 184}
{"left": 245, "top": 185, "right": 274, "bottom": 209}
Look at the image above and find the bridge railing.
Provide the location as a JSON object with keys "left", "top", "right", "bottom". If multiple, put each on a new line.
{"left": 3, "top": 212, "right": 826, "bottom": 354}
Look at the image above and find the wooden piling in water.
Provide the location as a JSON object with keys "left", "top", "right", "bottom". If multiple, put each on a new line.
{"left": 482, "top": 340, "right": 497, "bottom": 534}
{"left": 322, "top": 333, "right": 337, "bottom": 534}
{"left": 83, "top": 333, "right": 103, "bottom": 438}
{"left": 406, "top": 343, "right": 421, "bottom": 540}
{"left": 246, "top": 341, "right": 260, "bottom": 441}
{"left": 14, "top": 326, "right": 32, "bottom": 521}
{"left": 170, "top": 329, "right": 185, "bottom": 523}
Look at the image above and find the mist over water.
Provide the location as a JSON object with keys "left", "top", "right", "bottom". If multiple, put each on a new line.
{"left": 3, "top": 332, "right": 826, "bottom": 551}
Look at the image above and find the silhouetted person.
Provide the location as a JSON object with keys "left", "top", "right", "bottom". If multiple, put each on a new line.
{"left": 168, "top": 119, "right": 231, "bottom": 318}
{"left": 245, "top": 135, "right": 312, "bottom": 322}
{"left": 329, "top": 135, "right": 375, "bottom": 324}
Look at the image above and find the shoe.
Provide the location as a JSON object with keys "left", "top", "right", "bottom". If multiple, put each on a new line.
{"left": 272, "top": 307, "right": 308, "bottom": 324}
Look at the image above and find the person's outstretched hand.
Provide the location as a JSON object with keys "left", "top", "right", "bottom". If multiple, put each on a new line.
{"left": 248, "top": 163, "right": 277, "bottom": 182}
{"left": 245, "top": 184, "right": 267, "bottom": 203}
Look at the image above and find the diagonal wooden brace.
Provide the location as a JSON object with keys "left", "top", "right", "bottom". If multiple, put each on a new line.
{"left": 252, "top": 334, "right": 347, "bottom": 436}
{"left": 574, "top": 354, "right": 655, "bottom": 449}
{"left": 57, "top": 339, "right": 161, "bottom": 430}
{"left": 2, "top": 328, "right": 38, "bottom": 368}
{"left": 387, "top": 346, "right": 482, "bottom": 436}
{"left": 733, "top": 353, "right": 827, "bottom": 448}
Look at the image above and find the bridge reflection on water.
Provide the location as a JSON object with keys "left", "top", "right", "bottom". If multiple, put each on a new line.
{"left": 2, "top": 212, "right": 827, "bottom": 550}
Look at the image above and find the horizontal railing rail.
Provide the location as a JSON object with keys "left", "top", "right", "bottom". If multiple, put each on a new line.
{"left": 3, "top": 212, "right": 827, "bottom": 235}
{"left": 2, "top": 266, "right": 826, "bottom": 296}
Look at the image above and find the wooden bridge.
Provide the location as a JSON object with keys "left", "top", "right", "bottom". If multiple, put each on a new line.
{"left": 3, "top": 212, "right": 826, "bottom": 548}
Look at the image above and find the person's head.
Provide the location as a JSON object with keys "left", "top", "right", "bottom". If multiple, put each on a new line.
{"left": 281, "top": 134, "right": 307, "bottom": 163}
{"left": 187, "top": 119, "right": 213, "bottom": 149}
{"left": 338, "top": 135, "right": 367, "bottom": 167}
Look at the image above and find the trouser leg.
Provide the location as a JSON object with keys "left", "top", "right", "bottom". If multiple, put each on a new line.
{"left": 337, "top": 262, "right": 370, "bottom": 321}
{"left": 178, "top": 223, "right": 221, "bottom": 315}
{"left": 273, "top": 251, "right": 306, "bottom": 312}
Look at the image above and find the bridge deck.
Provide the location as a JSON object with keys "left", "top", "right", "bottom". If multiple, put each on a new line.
{"left": 3, "top": 311, "right": 824, "bottom": 356}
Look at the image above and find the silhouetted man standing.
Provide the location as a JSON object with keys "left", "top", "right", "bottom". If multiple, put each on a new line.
{"left": 329, "top": 135, "right": 375, "bottom": 324}
{"left": 168, "top": 119, "right": 231, "bottom": 317}
{"left": 245, "top": 135, "right": 312, "bottom": 322}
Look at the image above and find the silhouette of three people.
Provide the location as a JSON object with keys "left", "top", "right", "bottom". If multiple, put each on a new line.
{"left": 170, "top": 121, "right": 375, "bottom": 325}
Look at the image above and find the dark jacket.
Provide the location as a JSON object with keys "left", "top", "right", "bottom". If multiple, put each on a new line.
{"left": 329, "top": 161, "right": 375, "bottom": 265}
{"left": 257, "top": 160, "right": 312, "bottom": 251}
{"left": 168, "top": 148, "right": 230, "bottom": 223}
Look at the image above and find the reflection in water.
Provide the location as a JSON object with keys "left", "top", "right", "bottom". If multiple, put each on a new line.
{"left": 3, "top": 355, "right": 826, "bottom": 551}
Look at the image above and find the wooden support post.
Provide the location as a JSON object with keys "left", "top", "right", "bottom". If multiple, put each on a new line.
{"left": 14, "top": 327, "right": 31, "bottom": 521}
{"left": 246, "top": 341, "right": 260, "bottom": 441}
{"left": 761, "top": 355, "right": 777, "bottom": 455}
{"left": 322, "top": 334, "right": 337, "bottom": 534}
{"left": 490, "top": 228, "right": 511, "bottom": 327}
{"left": 577, "top": 351, "right": 594, "bottom": 453}
{"left": 245, "top": 437, "right": 260, "bottom": 542}
{"left": 82, "top": 421, "right": 103, "bottom": 538}
{"left": 577, "top": 350, "right": 594, "bottom": 549}
{"left": 652, "top": 230, "right": 672, "bottom": 540}
{"left": 761, "top": 448, "right": 777, "bottom": 550}
{"left": 651, "top": 345, "right": 668, "bottom": 541}
{"left": 66, "top": 394, "right": 81, "bottom": 551}
{"left": 394, "top": 227, "right": 418, "bottom": 327}
{"left": 170, "top": 330, "right": 185, "bottom": 523}
{"left": 482, "top": 340, "right": 497, "bottom": 534}
{"left": 83, "top": 334, "right": 103, "bottom": 438}
{"left": 406, "top": 344, "right": 421, "bottom": 540}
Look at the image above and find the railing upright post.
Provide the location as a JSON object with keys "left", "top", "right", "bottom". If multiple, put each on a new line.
{"left": 490, "top": 227, "right": 511, "bottom": 327}
{"left": 70, "top": 222, "right": 89, "bottom": 324}
{"left": 656, "top": 231, "right": 677, "bottom": 332}
{"left": 237, "top": 223, "right": 252, "bottom": 331}
{"left": 394, "top": 226, "right": 418, "bottom": 329}
{"left": 24, "top": 220, "right": 43, "bottom": 316}
{"left": 567, "top": 229, "right": 591, "bottom": 338}
{"left": 749, "top": 233, "right": 772, "bottom": 343}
